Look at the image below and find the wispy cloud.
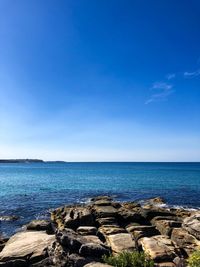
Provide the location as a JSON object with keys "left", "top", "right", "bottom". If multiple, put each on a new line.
{"left": 184, "top": 69, "right": 200, "bottom": 77}
{"left": 166, "top": 73, "right": 176, "bottom": 80}
{"left": 145, "top": 82, "right": 174, "bottom": 104}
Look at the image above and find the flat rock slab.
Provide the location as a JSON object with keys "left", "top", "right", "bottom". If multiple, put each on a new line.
{"left": 140, "top": 235, "right": 178, "bottom": 262}
{"left": 0, "top": 231, "right": 55, "bottom": 263}
{"left": 93, "top": 206, "right": 117, "bottom": 218}
{"left": 106, "top": 233, "right": 135, "bottom": 253}
{"left": 83, "top": 235, "right": 103, "bottom": 245}
{"left": 98, "top": 226, "right": 126, "bottom": 237}
{"left": 77, "top": 226, "right": 97, "bottom": 236}
{"left": 154, "top": 220, "right": 182, "bottom": 236}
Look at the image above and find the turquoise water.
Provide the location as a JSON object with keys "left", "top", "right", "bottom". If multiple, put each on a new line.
{"left": 0, "top": 162, "right": 200, "bottom": 236}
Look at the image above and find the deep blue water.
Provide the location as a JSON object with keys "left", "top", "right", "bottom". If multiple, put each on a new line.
{"left": 0, "top": 162, "right": 200, "bottom": 236}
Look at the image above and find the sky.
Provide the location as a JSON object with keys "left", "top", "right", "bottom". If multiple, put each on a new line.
{"left": 0, "top": 0, "right": 200, "bottom": 161}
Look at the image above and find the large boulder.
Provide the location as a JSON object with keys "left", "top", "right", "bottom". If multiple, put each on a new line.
{"left": 171, "top": 228, "right": 200, "bottom": 256}
{"left": 183, "top": 212, "right": 200, "bottom": 240}
{"left": 56, "top": 228, "right": 86, "bottom": 253}
{"left": 79, "top": 243, "right": 110, "bottom": 258}
{"left": 117, "top": 208, "right": 145, "bottom": 225}
{"left": 26, "top": 220, "right": 52, "bottom": 233}
{"left": 126, "top": 225, "right": 159, "bottom": 241}
{"left": 106, "top": 233, "right": 135, "bottom": 253}
{"left": 52, "top": 206, "right": 94, "bottom": 230}
{"left": 0, "top": 231, "right": 55, "bottom": 264}
{"left": 140, "top": 235, "right": 179, "bottom": 262}
{"left": 93, "top": 206, "right": 117, "bottom": 218}
{"left": 154, "top": 220, "right": 182, "bottom": 236}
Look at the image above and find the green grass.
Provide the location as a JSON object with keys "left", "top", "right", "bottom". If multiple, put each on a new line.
{"left": 188, "top": 250, "right": 200, "bottom": 267}
{"left": 102, "top": 251, "right": 154, "bottom": 267}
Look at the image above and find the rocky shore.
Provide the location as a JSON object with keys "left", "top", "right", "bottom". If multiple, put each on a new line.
{"left": 0, "top": 196, "right": 200, "bottom": 267}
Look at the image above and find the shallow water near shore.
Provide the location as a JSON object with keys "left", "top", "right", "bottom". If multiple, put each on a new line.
{"left": 0, "top": 162, "right": 200, "bottom": 236}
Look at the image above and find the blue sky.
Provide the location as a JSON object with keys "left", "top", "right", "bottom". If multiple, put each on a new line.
{"left": 0, "top": 0, "right": 200, "bottom": 161}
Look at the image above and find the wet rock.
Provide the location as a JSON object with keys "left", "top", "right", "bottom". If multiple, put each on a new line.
{"left": 0, "top": 231, "right": 55, "bottom": 264}
{"left": 106, "top": 233, "right": 135, "bottom": 253}
{"left": 79, "top": 243, "right": 110, "bottom": 258}
{"left": 77, "top": 227, "right": 97, "bottom": 236}
{"left": 26, "top": 220, "right": 53, "bottom": 233}
{"left": 183, "top": 212, "right": 200, "bottom": 240}
{"left": 90, "top": 196, "right": 113, "bottom": 202}
{"left": 0, "top": 216, "right": 19, "bottom": 222}
{"left": 140, "top": 235, "right": 179, "bottom": 262}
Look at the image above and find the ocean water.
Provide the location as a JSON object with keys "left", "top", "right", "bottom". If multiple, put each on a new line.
{"left": 0, "top": 162, "right": 200, "bottom": 236}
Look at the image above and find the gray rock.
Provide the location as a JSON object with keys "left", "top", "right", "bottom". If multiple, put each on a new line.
{"left": 183, "top": 212, "right": 200, "bottom": 240}
{"left": 26, "top": 220, "right": 52, "bottom": 233}
{"left": 79, "top": 243, "right": 110, "bottom": 258}
{"left": 0, "top": 231, "right": 55, "bottom": 264}
{"left": 77, "top": 226, "right": 97, "bottom": 236}
{"left": 56, "top": 229, "right": 87, "bottom": 253}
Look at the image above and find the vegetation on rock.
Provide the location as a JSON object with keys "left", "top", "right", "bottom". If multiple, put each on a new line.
{"left": 188, "top": 250, "right": 200, "bottom": 267}
{"left": 103, "top": 251, "right": 154, "bottom": 267}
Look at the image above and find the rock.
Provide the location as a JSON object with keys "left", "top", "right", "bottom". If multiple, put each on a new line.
{"left": 0, "top": 231, "right": 55, "bottom": 264}
{"left": 117, "top": 208, "right": 145, "bottom": 225}
{"left": 90, "top": 196, "right": 113, "bottom": 202}
{"left": 56, "top": 228, "right": 86, "bottom": 253}
{"left": 0, "top": 216, "right": 19, "bottom": 222}
{"left": 93, "top": 206, "right": 117, "bottom": 218}
{"left": 64, "top": 207, "right": 94, "bottom": 229}
{"left": 0, "top": 259, "right": 27, "bottom": 266}
{"left": 183, "top": 212, "right": 200, "bottom": 240}
{"left": 83, "top": 236, "right": 103, "bottom": 245}
{"left": 84, "top": 262, "right": 113, "bottom": 267}
{"left": 26, "top": 220, "right": 52, "bottom": 233}
{"left": 154, "top": 220, "right": 182, "bottom": 236}
{"left": 154, "top": 262, "right": 175, "bottom": 267}
{"left": 171, "top": 228, "right": 200, "bottom": 256}
{"left": 126, "top": 225, "right": 159, "bottom": 241}
{"left": 68, "top": 253, "right": 91, "bottom": 267}
{"left": 92, "top": 200, "right": 112, "bottom": 206}
{"left": 52, "top": 206, "right": 94, "bottom": 230}
{"left": 106, "top": 233, "right": 135, "bottom": 253}
{"left": 98, "top": 225, "right": 126, "bottom": 237}
{"left": 96, "top": 217, "right": 118, "bottom": 226}
{"left": 77, "top": 226, "right": 97, "bottom": 236}
{"left": 151, "top": 216, "right": 182, "bottom": 226}
{"left": 140, "top": 235, "right": 179, "bottom": 262}
{"left": 79, "top": 243, "right": 110, "bottom": 258}
{"left": 30, "top": 258, "right": 53, "bottom": 267}
{"left": 147, "top": 197, "right": 166, "bottom": 206}
{"left": 142, "top": 209, "right": 175, "bottom": 221}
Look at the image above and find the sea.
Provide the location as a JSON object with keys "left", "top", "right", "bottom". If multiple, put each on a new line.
{"left": 0, "top": 162, "right": 200, "bottom": 237}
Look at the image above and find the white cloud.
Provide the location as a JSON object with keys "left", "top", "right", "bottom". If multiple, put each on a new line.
{"left": 166, "top": 73, "right": 176, "bottom": 80}
{"left": 145, "top": 82, "right": 174, "bottom": 104}
{"left": 184, "top": 69, "right": 200, "bottom": 77}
